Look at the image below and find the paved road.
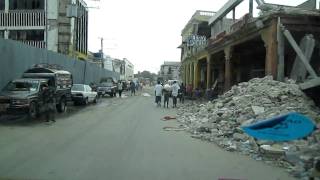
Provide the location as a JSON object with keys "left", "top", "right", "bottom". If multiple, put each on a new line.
{"left": 0, "top": 89, "right": 295, "bottom": 180}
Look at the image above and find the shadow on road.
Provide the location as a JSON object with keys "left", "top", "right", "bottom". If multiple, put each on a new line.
{"left": 0, "top": 102, "right": 95, "bottom": 126}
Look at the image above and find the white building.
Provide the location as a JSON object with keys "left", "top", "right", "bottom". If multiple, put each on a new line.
{"left": 112, "top": 58, "right": 134, "bottom": 81}
{"left": 104, "top": 55, "right": 114, "bottom": 72}
{"left": 160, "top": 61, "right": 181, "bottom": 81}
{"left": 123, "top": 58, "right": 134, "bottom": 81}
{"left": 0, "top": 0, "right": 88, "bottom": 57}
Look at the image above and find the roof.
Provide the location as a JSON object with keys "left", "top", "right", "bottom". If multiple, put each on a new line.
{"left": 24, "top": 67, "right": 71, "bottom": 75}
{"left": 13, "top": 78, "right": 48, "bottom": 82}
{"left": 182, "top": 10, "right": 216, "bottom": 35}
{"left": 162, "top": 61, "right": 181, "bottom": 66}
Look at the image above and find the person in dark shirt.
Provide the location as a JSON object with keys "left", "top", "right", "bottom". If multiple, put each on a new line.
{"left": 41, "top": 83, "right": 56, "bottom": 123}
{"left": 130, "top": 81, "right": 136, "bottom": 96}
{"left": 178, "top": 83, "right": 185, "bottom": 103}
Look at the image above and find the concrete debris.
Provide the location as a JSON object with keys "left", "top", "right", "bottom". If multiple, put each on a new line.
{"left": 177, "top": 76, "right": 320, "bottom": 179}
{"left": 163, "top": 126, "right": 186, "bottom": 131}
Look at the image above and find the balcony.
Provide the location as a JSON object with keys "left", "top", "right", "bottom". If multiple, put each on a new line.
{"left": 0, "top": 10, "right": 46, "bottom": 28}
{"left": 20, "top": 40, "right": 46, "bottom": 49}
{"left": 182, "top": 35, "right": 208, "bottom": 61}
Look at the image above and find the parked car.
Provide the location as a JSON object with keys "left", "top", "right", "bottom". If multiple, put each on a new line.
{"left": 97, "top": 77, "right": 118, "bottom": 97}
{"left": 0, "top": 78, "right": 54, "bottom": 118}
{"left": 71, "top": 84, "right": 98, "bottom": 105}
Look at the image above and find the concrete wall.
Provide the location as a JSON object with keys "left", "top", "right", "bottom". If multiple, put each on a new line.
{"left": 0, "top": 38, "right": 119, "bottom": 89}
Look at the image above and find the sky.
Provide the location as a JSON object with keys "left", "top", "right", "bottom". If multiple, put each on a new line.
{"left": 84, "top": 0, "right": 310, "bottom": 74}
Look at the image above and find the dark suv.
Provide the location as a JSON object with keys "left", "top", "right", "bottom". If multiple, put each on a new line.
{"left": 97, "top": 77, "right": 118, "bottom": 97}
{"left": 0, "top": 79, "right": 51, "bottom": 118}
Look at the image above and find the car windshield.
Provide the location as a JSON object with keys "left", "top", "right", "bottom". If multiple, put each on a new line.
{"left": 100, "top": 82, "right": 112, "bottom": 86}
{"left": 72, "top": 84, "right": 84, "bottom": 91}
{"left": 3, "top": 81, "right": 39, "bottom": 92}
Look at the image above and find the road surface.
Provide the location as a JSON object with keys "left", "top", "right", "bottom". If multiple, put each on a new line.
{"left": 0, "top": 89, "right": 295, "bottom": 180}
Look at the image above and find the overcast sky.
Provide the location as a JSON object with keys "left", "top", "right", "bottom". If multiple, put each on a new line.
{"left": 85, "top": 0, "right": 310, "bottom": 73}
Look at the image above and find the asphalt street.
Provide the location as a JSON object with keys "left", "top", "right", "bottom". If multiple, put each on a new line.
{"left": 0, "top": 89, "right": 295, "bottom": 180}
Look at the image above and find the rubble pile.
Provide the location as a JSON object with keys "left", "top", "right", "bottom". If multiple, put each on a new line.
{"left": 177, "top": 76, "right": 320, "bottom": 179}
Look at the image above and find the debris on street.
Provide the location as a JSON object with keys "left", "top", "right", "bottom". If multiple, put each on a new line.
{"left": 162, "top": 116, "right": 177, "bottom": 121}
{"left": 177, "top": 76, "right": 320, "bottom": 179}
{"left": 163, "top": 126, "right": 186, "bottom": 131}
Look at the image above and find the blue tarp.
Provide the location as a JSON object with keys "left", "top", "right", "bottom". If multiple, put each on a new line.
{"left": 242, "top": 112, "right": 316, "bottom": 141}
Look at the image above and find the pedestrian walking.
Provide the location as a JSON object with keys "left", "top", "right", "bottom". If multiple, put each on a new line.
{"left": 41, "top": 83, "right": 56, "bottom": 123}
{"left": 130, "top": 81, "right": 136, "bottom": 96}
{"left": 171, "top": 81, "right": 180, "bottom": 108}
{"left": 154, "top": 81, "right": 163, "bottom": 107}
{"left": 179, "top": 83, "right": 185, "bottom": 103}
{"left": 163, "top": 83, "right": 171, "bottom": 108}
{"left": 118, "top": 81, "right": 123, "bottom": 97}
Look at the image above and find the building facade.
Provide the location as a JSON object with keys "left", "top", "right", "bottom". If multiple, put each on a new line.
{"left": 112, "top": 58, "right": 134, "bottom": 81}
{"left": 180, "top": 0, "right": 320, "bottom": 94}
{"left": 0, "top": 0, "right": 88, "bottom": 57}
{"left": 160, "top": 61, "right": 181, "bottom": 81}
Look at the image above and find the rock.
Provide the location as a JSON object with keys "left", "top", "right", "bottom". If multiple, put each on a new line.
{"left": 233, "top": 133, "right": 248, "bottom": 141}
{"left": 251, "top": 106, "right": 265, "bottom": 115}
{"left": 260, "top": 144, "right": 285, "bottom": 157}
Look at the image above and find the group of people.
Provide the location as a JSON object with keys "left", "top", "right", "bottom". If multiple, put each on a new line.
{"left": 117, "top": 81, "right": 143, "bottom": 97}
{"left": 154, "top": 81, "right": 185, "bottom": 108}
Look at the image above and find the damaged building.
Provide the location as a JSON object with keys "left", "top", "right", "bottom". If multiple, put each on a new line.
{"left": 179, "top": 0, "right": 320, "bottom": 98}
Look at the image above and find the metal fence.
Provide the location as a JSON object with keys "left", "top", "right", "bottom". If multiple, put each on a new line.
{"left": 0, "top": 38, "right": 120, "bottom": 89}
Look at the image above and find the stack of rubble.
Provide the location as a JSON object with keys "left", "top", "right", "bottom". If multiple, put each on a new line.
{"left": 177, "top": 76, "right": 320, "bottom": 179}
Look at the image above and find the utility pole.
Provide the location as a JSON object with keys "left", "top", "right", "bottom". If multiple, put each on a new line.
{"left": 98, "top": 37, "right": 104, "bottom": 68}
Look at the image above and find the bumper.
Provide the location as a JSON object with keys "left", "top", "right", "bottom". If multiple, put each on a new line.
{"left": 0, "top": 104, "right": 29, "bottom": 115}
{"left": 72, "top": 96, "right": 85, "bottom": 102}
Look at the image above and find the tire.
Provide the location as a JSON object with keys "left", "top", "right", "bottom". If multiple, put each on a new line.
{"left": 28, "top": 102, "right": 38, "bottom": 119}
{"left": 84, "top": 98, "right": 88, "bottom": 105}
{"left": 57, "top": 98, "right": 67, "bottom": 113}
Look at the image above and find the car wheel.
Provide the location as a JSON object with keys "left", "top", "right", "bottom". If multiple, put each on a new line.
{"left": 93, "top": 96, "right": 98, "bottom": 103}
{"left": 57, "top": 98, "right": 67, "bottom": 113}
{"left": 84, "top": 98, "right": 88, "bottom": 105}
{"left": 28, "top": 102, "right": 38, "bottom": 119}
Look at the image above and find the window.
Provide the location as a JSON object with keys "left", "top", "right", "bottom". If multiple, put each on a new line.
{"left": 0, "top": 31, "right": 4, "bottom": 38}
{"left": 9, "top": 0, "right": 44, "bottom": 10}
{"left": 9, "top": 30, "right": 44, "bottom": 41}
{"left": 0, "top": 0, "right": 5, "bottom": 10}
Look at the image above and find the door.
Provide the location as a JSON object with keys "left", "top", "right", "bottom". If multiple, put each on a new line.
{"left": 85, "top": 85, "right": 94, "bottom": 102}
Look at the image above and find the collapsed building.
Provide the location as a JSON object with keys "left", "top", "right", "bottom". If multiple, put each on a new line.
{"left": 179, "top": 0, "right": 320, "bottom": 101}
{"left": 178, "top": 1, "right": 320, "bottom": 178}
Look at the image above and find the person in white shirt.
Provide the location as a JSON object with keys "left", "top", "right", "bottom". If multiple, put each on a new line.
{"left": 154, "top": 81, "right": 163, "bottom": 107}
{"left": 171, "top": 81, "right": 180, "bottom": 108}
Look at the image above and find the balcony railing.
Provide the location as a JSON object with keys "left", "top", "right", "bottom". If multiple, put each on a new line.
{"left": 182, "top": 35, "right": 208, "bottom": 60}
{"left": 0, "top": 10, "right": 46, "bottom": 27}
{"left": 20, "top": 40, "right": 46, "bottom": 49}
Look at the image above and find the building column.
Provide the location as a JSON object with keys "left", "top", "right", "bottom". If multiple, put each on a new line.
{"left": 194, "top": 61, "right": 201, "bottom": 89}
{"left": 185, "top": 63, "right": 188, "bottom": 85}
{"left": 260, "top": 19, "right": 278, "bottom": 78}
{"left": 5, "top": 0, "right": 9, "bottom": 12}
{"left": 224, "top": 46, "right": 233, "bottom": 91}
{"left": 184, "top": 64, "right": 188, "bottom": 85}
{"left": 206, "top": 55, "right": 211, "bottom": 89}
{"left": 190, "top": 63, "right": 193, "bottom": 86}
